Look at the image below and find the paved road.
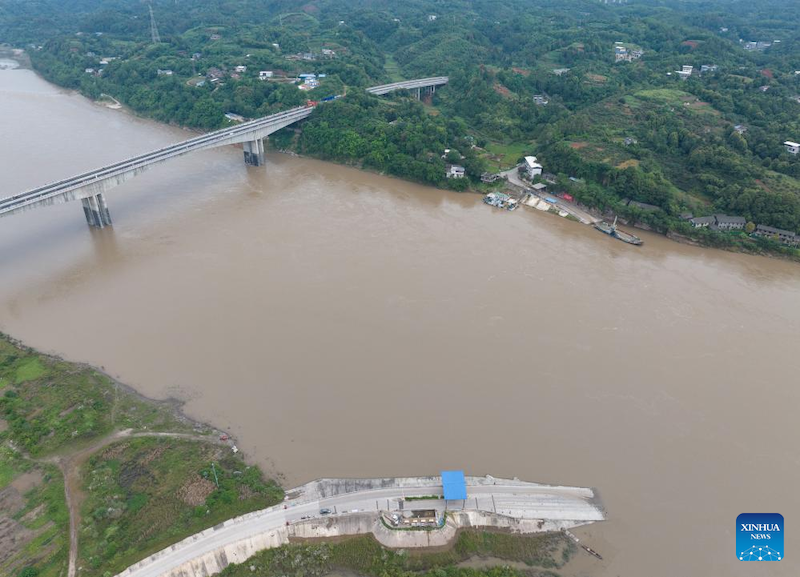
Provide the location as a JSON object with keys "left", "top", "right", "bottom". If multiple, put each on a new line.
{"left": 119, "top": 478, "right": 603, "bottom": 577}
{"left": 1, "top": 77, "right": 449, "bottom": 218}
{"left": 501, "top": 169, "right": 599, "bottom": 224}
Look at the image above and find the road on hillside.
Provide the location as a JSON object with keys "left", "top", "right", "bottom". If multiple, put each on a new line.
{"left": 501, "top": 168, "right": 599, "bottom": 224}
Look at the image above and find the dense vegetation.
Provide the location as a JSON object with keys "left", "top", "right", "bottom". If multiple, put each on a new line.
{"left": 1, "top": 0, "right": 799, "bottom": 248}
{"left": 217, "top": 532, "right": 574, "bottom": 577}
{"left": 0, "top": 340, "right": 188, "bottom": 457}
{"left": 0, "top": 334, "right": 282, "bottom": 577}
{"left": 80, "top": 437, "right": 283, "bottom": 575}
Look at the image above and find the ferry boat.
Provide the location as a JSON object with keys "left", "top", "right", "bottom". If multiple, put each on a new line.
{"left": 593, "top": 216, "right": 643, "bottom": 246}
{"left": 483, "top": 192, "right": 519, "bottom": 211}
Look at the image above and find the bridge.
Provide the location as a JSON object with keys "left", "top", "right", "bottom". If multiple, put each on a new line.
{"left": 0, "top": 77, "right": 448, "bottom": 228}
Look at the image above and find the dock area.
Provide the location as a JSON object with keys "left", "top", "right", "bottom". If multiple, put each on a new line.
{"left": 500, "top": 168, "right": 600, "bottom": 225}
{"left": 116, "top": 473, "right": 605, "bottom": 577}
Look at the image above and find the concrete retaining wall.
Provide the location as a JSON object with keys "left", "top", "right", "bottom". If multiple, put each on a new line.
{"left": 116, "top": 476, "right": 603, "bottom": 577}
{"left": 290, "top": 509, "right": 592, "bottom": 550}
{"left": 162, "top": 530, "right": 288, "bottom": 577}
{"left": 126, "top": 508, "right": 593, "bottom": 577}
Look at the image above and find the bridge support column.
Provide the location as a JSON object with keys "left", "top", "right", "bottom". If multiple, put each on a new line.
{"left": 81, "top": 193, "right": 112, "bottom": 228}
{"left": 243, "top": 138, "right": 265, "bottom": 167}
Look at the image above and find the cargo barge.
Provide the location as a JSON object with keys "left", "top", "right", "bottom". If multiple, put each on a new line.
{"left": 593, "top": 216, "right": 643, "bottom": 246}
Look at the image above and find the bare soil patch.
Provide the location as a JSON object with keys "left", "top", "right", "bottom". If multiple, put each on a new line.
{"left": 616, "top": 159, "right": 640, "bottom": 169}
{"left": 492, "top": 83, "right": 512, "bottom": 98}
{"left": 11, "top": 470, "right": 43, "bottom": 493}
{"left": 101, "top": 441, "right": 129, "bottom": 460}
{"left": 138, "top": 444, "right": 168, "bottom": 466}
{"left": 0, "top": 485, "right": 25, "bottom": 515}
{"left": 0, "top": 485, "right": 34, "bottom": 565}
{"left": 176, "top": 477, "right": 217, "bottom": 506}
{"left": 0, "top": 515, "right": 34, "bottom": 564}
{"left": 569, "top": 142, "right": 589, "bottom": 149}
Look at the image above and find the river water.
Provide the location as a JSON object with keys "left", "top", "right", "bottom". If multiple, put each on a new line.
{"left": 2, "top": 67, "right": 799, "bottom": 577}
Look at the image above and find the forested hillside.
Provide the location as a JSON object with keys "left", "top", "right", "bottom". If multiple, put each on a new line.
{"left": 1, "top": 0, "right": 799, "bottom": 251}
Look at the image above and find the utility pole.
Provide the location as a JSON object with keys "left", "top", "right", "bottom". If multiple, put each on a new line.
{"left": 149, "top": 3, "right": 161, "bottom": 44}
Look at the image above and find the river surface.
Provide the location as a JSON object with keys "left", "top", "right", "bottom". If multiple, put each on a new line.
{"left": 2, "top": 67, "right": 799, "bottom": 577}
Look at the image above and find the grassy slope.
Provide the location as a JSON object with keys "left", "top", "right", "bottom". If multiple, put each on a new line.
{"left": 483, "top": 142, "right": 534, "bottom": 171}
{"left": 219, "top": 532, "right": 574, "bottom": 577}
{"left": 0, "top": 334, "right": 282, "bottom": 577}
{"left": 0, "top": 335, "right": 193, "bottom": 458}
{"left": 79, "top": 437, "right": 283, "bottom": 575}
{"left": 0, "top": 447, "right": 69, "bottom": 577}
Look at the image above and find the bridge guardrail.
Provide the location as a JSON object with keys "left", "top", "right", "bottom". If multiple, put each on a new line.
{"left": 1, "top": 77, "right": 448, "bottom": 215}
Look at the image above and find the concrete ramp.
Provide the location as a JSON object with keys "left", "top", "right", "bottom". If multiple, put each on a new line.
{"left": 116, "top": 475, "right": 604, "bottom": 577}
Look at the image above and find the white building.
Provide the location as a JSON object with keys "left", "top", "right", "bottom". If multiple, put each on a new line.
{"left": 428, "top": 14, "right": 438, "bottom": 21}
{"left": 235, "top": 65, "right": 247, "bottom": 73}
{"left": 446, "top": 165, "right": 465, "bottom": 179}
{"left": 524, "top": 156, "right": 543, "bottom": 178}
{"left": 784, "top": 141, "right": 800, "bottom": 154}
{"left": 157, "top": 69, "right": 173, "bottom": 76}
{"left": 676, "top": 65, "right": 693, "bottom": 80}
{"left": 259, "top": 71, "right": 273, "bottom": 80}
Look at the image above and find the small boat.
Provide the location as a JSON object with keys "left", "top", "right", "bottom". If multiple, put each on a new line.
{"left": 484, "top": 192, "right": 518, "bottom": 211}
{"left": 562, "top": 529, "right": 604, "bottom": 560}
{"left": 593, "top": 216, "right": 643, "bottom": 246}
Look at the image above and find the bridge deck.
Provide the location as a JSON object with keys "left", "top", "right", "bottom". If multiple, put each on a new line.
{"left": 0, "top": 77, "right": 448, "bottom": 218}
{"left": 0, "top": 105, "right": 313, "bottom": 214}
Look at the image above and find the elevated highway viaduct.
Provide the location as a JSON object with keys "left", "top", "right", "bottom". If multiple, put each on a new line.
{"left": 0, "top": 77, "right": 448, "bottom": 228}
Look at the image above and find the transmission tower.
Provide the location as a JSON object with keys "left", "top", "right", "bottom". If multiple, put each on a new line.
{"left": 149, "top": 3, "right": 161, "bottom": 44}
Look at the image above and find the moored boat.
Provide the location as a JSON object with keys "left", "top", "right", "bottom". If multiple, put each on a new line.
{"left": 593, "top": 216, "right": 643, "bottom": 246}
{"left": 484, "top": 192, "right": 518, "bottom": 211}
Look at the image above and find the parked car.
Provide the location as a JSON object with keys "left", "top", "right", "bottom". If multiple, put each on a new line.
{"left": 319, "top": 508, "right": 332, "bottom": 515}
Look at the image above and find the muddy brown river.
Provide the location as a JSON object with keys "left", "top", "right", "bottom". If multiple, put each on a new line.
{"left": 2, "top": 67, "right": 799, "bottom": 577}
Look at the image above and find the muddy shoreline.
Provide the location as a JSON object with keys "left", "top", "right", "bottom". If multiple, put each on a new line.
{"left": 0, "top": 330, "right": 283, "bottom": 484}
{"left": 4, "top": 46, "right": 796, "bottom": 264}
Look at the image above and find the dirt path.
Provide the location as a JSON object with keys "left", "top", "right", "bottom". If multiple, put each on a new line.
{"left": 38, "top": 430, "right": 229, "bottom": 577}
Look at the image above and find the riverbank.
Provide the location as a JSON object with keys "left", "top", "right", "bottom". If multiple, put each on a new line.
{"left": 6, "top": 46, "right": 796, "bottom": 263}
{"left": 216, "top": 532, "right": 575, "bottom": 577}
{"left": 4, "top": 58, "right": 800, "bottom": 577}
{"left": 0, "top": 45, "right": 30, "bottom": 69}
{"left": 0, "top": 332, "right": 284, "bottom": 577}
{"left": 496, "top": 165, "right": 800, "bottom": 262}
{"left": 1, "top": 332, "right": 587, "bottom": 577}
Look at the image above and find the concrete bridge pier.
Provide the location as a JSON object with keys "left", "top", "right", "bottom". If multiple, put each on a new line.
{"left": 243, "top": 138, "right": 265, "bottom": 167}
{"left": 81, "top": 193, "right": 112, "bottom": 228}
